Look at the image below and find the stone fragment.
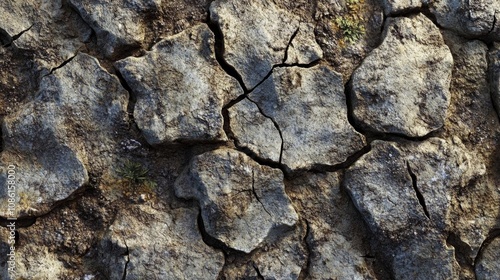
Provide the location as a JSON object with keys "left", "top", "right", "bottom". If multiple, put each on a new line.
{"left": 232, "top": 65, "right": 365, "bottom": 171}
{"left": 222, "top": 224, "right": 307, "bottom": 279}
{"left": 96, "top": 205, "right": 224, "bottom": 279}
{"left": 210, "top": 0, "right": 322, "bottom": 89}
{"left": 345, "top": 138, "right": 480, "bottom": 240}
{"left": 287, "top": 172, "right": 380, "bottom": 279}
{"left": 174, "top": 148, "right": 298, "bottom": 253}
{"left": 345, "top": 138, "right": 482, "bottom": 279}
{"left": 382, "top": 0, "right": 423, "bottom": 15}
{"left": 0, "top": 0, "right": 91, "bottom": 71}
{"left": 391, "top": 233, "right": 458, "bottom": 280}
{"left": 284, "top": 22, "right": 323, "bottom": 65}
{"left": 228, "top": 98, "right": 282, "bottom": 163}
{"left": 350, "top": 14, "right": 453, "bottom": 137}
{"left": 430, "top": 0, "right": 500, "bottom": 39}
{"left": 69, "top": 0, "right": 161, "bottom": 57}
{"left": 475, "top": 236, "right": 500, "bottom": 280}
{"left": 0, "top": 53, "right": 128, "bottom": 217}
{"left": 116, "top": 24, "right": 241, "bottom": 145}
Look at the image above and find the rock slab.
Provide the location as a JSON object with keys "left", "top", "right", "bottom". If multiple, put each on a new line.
{"left": 0, "top": 53, "right": 128, "bottom": 217}
{"left": 116, "top": 24, "right": 241, "bottom": 145}
{"left": 350, "top": 14, "right": 453, "bottom": 137}
{"left": 175, "top": 148, "right": 298, "bottom": 253}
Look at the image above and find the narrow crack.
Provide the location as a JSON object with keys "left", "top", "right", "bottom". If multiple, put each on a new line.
{"left": 253, "top": 263, "right": 265, "bottom": 280}
{"left": 207, "top": 12, "right": 248, "bottom": 92}
{"left": 251, "top": 170, "right": 272, "bottom": 217}
{"left": 298, "top": 220, "right": 312, "bottom": 280}
{"left": 43, "top": 54, "right": 77, "bottom": 77}
{"left": 121, "top": 236, "right": 130, "bottom": 280}
{"left": 114, "top": 70, "right": 141, "bottom": 132}
{"left": 2, "top": 24, "right": 34, "bottom": 47}
{"left": 406, "top": 161, "right": 430, "bottom": 219}
{"left": 282, "top": 27, "right": 300, "bottom": 64}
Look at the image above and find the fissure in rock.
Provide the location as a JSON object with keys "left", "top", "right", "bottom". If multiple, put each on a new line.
{"left": 406, "top": 161, "right": 430, "bottom": 219}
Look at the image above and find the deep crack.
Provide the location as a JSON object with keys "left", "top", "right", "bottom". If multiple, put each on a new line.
{"left": 207, "top": 12, "right": 248, "bottom": 92}
{"left": 282, "top": 27, "right": 300, "bottom": 64}
{"left": 43, "top": 54, "right": 78, "bottom": 77}
{"left": 2, "top": 24, "right": 34, "bottom": 47}
{"left": 406, "top": 161, "right": 430, "bottom": 219}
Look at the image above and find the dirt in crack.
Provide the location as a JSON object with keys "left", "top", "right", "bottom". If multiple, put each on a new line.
{"left": 406, "top": 161, "right": 430, "bottom": 219}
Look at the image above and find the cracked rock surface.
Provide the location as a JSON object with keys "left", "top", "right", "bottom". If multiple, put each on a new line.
{"left": 232, "top": 65, "right": 365, "bottom": 171}
{"left": 210, "top": 0, "right": 323, "bottom": 89}
{"left": 174, "top": 148, "right": 298, "bottom": 253}
{"left": 69, "top": 0, "right": 161, "bottom": 58}
{"left": 116, "top": 24, "right": 241, "bottom": 145}
{"left": 0, "top": 53, "right": 128, "bottom": 217}
{"left": 0, "top": 0, "right": 91, "bottom": 72}
{"left": 345, "top": 138, "right": 483, "bottom": 278}
{"left": 351, "top": 13, "right": 453, "bottom": 137}
{"left": 2, "top": 0, "right": 500, "bottom": 279}
{"left": 287, "top": 172, "right": 381, "bottom": 279}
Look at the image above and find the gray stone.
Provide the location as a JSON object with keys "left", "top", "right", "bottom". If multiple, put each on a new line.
{"left": 69, "top": 0, "right": 161, "bottom": 58}
{"left": 439, "top": 34, "right": 500, "bottom": 276}
{"left": 345, "top": 138, "right": 481, "bottom": 240}
{"left": 116, "top": 24, "right": 241, "bottom": 146}
{"left": 382, "top": 0, "right": 423, "bottom": 15}
{"left": 345, "top": 138, "right": 483, "bottom": 279}
{"left": 96, "top": 204, "right": 224, "bottom": 279}
{"left": 221, "top": 224, "right": 307, "bottom": 279}
{"left": 209, "top": 0, "right": 322, "bottom": 89}
{"left": 391, "top": 232, "right": 459, "bottom": 280}
{"left": 475, "top": 236, "right": 500, "bottom": 280}
{"left": 287, "top": 172, "right": 379, "bottom": 279}
{"left": 350, "top": 14, "right": 453, "bottom": 137}
{"left": 0, "top": 53, "right": 128, "bottom": 217}
{"left": 228, "top": 98, "right": 282, "bottom": 163}
{"left": 0, "top": 0, "right": 91, "bottom": 71}
{"left": 174, "top": 148, "right": 298, "bottom": 253}
{"left": 232, "top": 65, "right": 365, "bottom": 171}
{"left": 430, "top": 0, "right": 500, "bottom": 39}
